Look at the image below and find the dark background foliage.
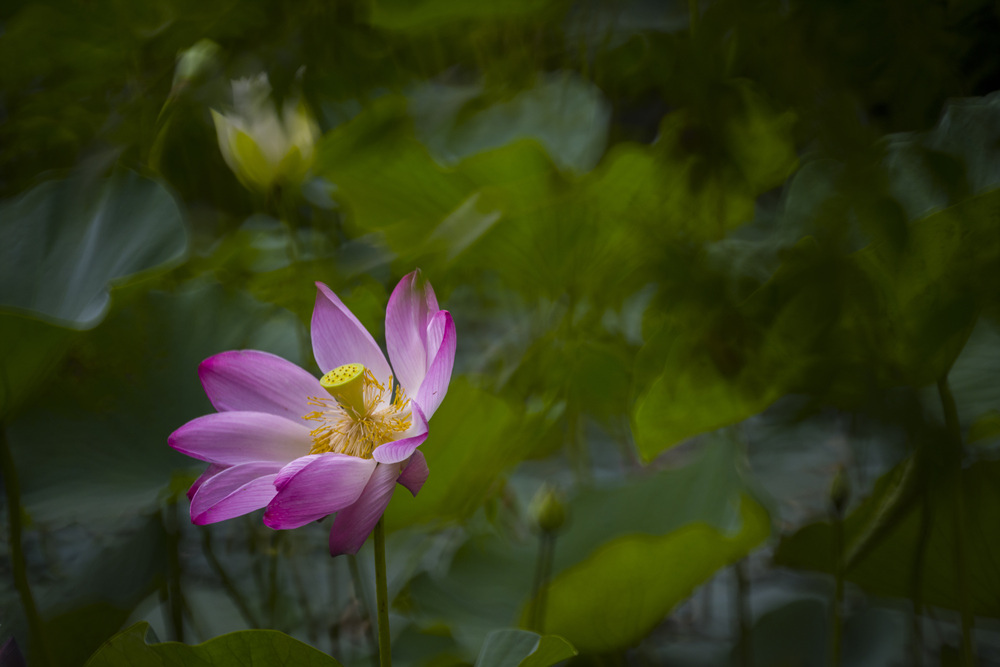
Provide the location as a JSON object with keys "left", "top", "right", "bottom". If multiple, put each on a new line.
{"left": 3, "top": 0, "right": 1000, "bottom": 665}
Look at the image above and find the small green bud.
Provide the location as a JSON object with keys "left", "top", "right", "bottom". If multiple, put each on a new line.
{"left": 173, "top": 39, "right": 221, "bottom": 89}
{"left": 830, "top": 466, "right": 850, "bottom": 518}
{"left": 530, "top": 484, "right": 567, "bottom": 534}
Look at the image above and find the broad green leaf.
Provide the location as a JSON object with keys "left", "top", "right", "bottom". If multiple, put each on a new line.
{"left": 853, "top": 188, "right": 1000, "bottom": 385}
{"left": 630, "top": 240, "right": 826, "bottom": 459}
{"left": 473, "top": 630, "right": 575, "bottom": 667}
{"left": 0, "top": 311, "right": 74, "bottom": 419}
{"left": 408, "top": 439, "right": 769, "bottom": 654}
{"left": 385, "top": 378, "right": 538, "bottom": 530}
{"left": 775, "top": 459, "right": 1000, "bottom": 617}
{"left": 0, "top": 170, "right": 187, "bottom": 328}
{"left": 0, "top": 171, "right": 187, "bottom": 417}
{"left": 84, "top": 622, "right": 342, "bottom": 666}
{"left": 526, "top": 495, "right": 769, "bottom": 653}
{"left": 409, "top": 72, "right": 610, "bottom": 172}
{"left": 581, "top": 80, "right": 797, "bottom": 243}
{"left": 886, "top": 91, "right": 1000, "bottom": 221}
{"left": 969, "top": 411, "right": 1000, "bottom": 444}
{"left": 8, "top": 280, "right": 304, "bottom": 528}
{"left": 31, "top": 514, "right": 168, "bottom": 666}
{"left": 317, "top": 100, "right": 643, "bottom": 304}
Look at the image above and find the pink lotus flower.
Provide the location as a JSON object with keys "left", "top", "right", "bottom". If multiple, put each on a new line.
{"left": 169, "top": 271, "right": 455, "bottom": 555}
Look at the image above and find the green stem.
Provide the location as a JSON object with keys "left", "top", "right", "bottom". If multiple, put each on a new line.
{"left": 688, "top": 0, "right": 700, "bottom": 37}
{"left": 528, "top": 531, "right": 556, "bottom": 632}
{"left": 1, "top": 427, "right": 54, "bottom": 667}
{"left": 831, "top": 508, "right": 844, "bottom": 667}
{"left": 162, "top": 504, "right": 185, "bottom": 642}
{"left": 910, "top": 491, "right": 931, "bottom": 667}
{"left": 937, "top": 377, "right": 974, "bottom": 666}
{"left": 347, "top": 553, "right": 378, "bottom": 665}
{"left": 267, "top": 530, "right": 282, "bottom": 628}
{"left": 373, "top": 517, "right": 392, "bottom": 667}
{"left": 735, "top": 559, "right": 752, "bottom": 667}
{"left": 200, "top": 529, "right": 262, "bottom": 628}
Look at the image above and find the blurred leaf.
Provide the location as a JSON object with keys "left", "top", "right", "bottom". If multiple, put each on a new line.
{"left": 7, "top": 280, "right": 303, "bottom": 528}
{"left": 84, "top": 621, "right": 341, "bottom": 666}
{"left": 528, "top": 495, "right": 768, "bottom": 653}
{"left": 33, "top": 513, "right": 168, "bottom": 666}
{"left": 0, "top": 170, "right": 187, "bottom": 328}
{"left": 854, "top": 188, "right": 1000, "bottom": 385}
{"left": 584, "top": 80, "right": 797, "bottom": 244}
{"left": 473, "top": 629, "right": 576, "bottom": 667}
{"left": 409, "top": 72, "right": 610, "bottom": 172}
{"left": 776, "top": 458, "right": 1000, "bottom": 617}
{"left": 0, "top": 312, "right": 75, "bottom": 420}
{"left": 886, "top": 91, "right": 1000, "bottom": 221}
{"left": 741, "top": 599, "right": 907, "bottom": 667}
{"left": 409, "top": 439, "right": 769, "bottom": 654}
{"left": 0, "top": 171, "right": 187, "bottom": 418}
{"left": 386, "top": 378, "right": 535, "bottom": 530}
{"left": 969, "top": 411, "right": 1000, "bottom": 445}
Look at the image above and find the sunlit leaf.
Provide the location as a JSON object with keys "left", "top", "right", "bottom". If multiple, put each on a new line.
{"left": 385, "top": 378, "right": 537, "bottom": 530}
{"left": 527, "top": 495, "right": 768, "bottom": 653}
{"left": 409, "top": 439, "right": 769, "bottom": 654}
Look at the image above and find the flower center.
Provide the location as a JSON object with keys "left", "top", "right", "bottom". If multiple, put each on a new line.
{"left": 303, "top": 364, "right": 411, "bottom": 459}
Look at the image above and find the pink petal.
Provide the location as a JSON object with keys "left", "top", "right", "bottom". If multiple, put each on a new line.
{"left": 186, "top": 463, "right": 228, "bottom": 501}
{"left": 371, "top": 403, "right": 429, "bottom": 464}
{"left": 199, "top": 350, "right": 324, "bottom": 421}
{"left": 386, "top": 270, "right": 440, "bottom": 398}
{"left": 264, "top": 454, "right": 377, "bottom": 530}
{"left": 273, "top": 454, "right": 324, "bottom": 491}
{"left": 414, "top": 310, "right": 456, "bottom": 420}
{"left": 328, "top": 462, "right": 401, "bottom": 556}
{"left": 397, "top": 451, "right": 429, "bottom": 497}
{"left": 311, "top": 283, "right": 392, "bottom": 387}
{"left": 189, "top": 462, "right": 281, "bottom": 525}
{"left": 169, "top": 411, "right": 312, "bottom": 466}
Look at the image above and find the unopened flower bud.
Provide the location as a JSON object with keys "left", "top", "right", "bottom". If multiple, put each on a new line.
{"left": 530, "top": 484, "right": 567, "bottom": 534}
{"left": 173, "top": 39, "right": 220, "bottom": 91}
{"left": 830, "top": 466, "right": 849, "bottom": 518}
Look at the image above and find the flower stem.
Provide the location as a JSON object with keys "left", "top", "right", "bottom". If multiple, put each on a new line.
{"left": 528, "top": 531, "right": 556, "bottom": 632}
{"left": 831, "top": 506, "right": 844, "bottom": 667}
{"left": 1, "top": 427, "right": 54, "bottom": 667}
{"left": 373, "top": 517, "right": 392, "bottom": 667}
{"left": 937, "top": 376, "right": 975, "bottom": 666}
{"left": 735, "top": 558, "right": 752, "bottom": 667}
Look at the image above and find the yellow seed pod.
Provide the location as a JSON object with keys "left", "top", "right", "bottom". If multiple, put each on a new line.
{"left": 321, "top": 363, "right": 367, "bottom": 415}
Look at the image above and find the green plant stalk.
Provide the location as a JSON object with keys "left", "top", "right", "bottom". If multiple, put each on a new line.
{"left": 347, "top": 553, "right": 378, "bottom": 665}
{"left": 200, "top": 528, "right": 262, "bottom": 628}
{"left": 1, "top": 427, "right": 54, "bottom": 667}
{"left": 831, "top": 508, "right": 844, "bottom": 667}
{"left": 937, "top": 377, "right": 975, "bottom": 666}
{"left": 162, "top": 503, "right": 186, "bottom": 642}
{"left": 910, "top": 492, "right": 931, "bottom": 667}
{"left": 735, "top": 558, "right": 752, "bottom": 667}
{"left": 688, "top": 0, "right": 700, "bottom": 36}
{"left": 528, "top": 530, "right": 556, "bottom": 632}
{"left": 373, "top": 517, "right": 392, "bottom": 667}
